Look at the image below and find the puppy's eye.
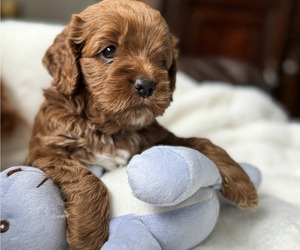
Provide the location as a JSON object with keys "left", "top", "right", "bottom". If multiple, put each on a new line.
{"left": 158, "top": 59, "right": 167, "bottom": 70}
{"left": 101, "top": 45, "right": 117, "bottom": 62}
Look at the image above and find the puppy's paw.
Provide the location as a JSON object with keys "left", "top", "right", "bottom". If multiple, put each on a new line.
{"left": 221, "top": 173, "right": 258, "bottom": 209}
{"left": 61, "top": 175, "right": 110, "bottom": 250}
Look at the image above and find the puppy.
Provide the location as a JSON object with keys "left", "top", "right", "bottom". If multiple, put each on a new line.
{"left": 25, "top": 0, "right": 258, "bottom": 248}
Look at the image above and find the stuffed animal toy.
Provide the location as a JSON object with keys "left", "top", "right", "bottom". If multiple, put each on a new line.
{"left": 1, "top": 146, "right": 261, "bottom": 250}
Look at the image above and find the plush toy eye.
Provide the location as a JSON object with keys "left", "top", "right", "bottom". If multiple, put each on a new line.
{"left": 1, "top": 220, "right": 9, "bottom": 233}
{"left": 101, "top": 45, "right": 117, "bottom": 62}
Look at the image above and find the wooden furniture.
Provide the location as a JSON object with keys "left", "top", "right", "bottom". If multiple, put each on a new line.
{"left": 156, "top": 0, "right": 300, "bottom": 117}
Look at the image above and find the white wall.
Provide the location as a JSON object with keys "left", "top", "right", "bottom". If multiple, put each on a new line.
{"left": 8, "top": 0, "right": 99, "bottom": 24}
{"left": 3, "top": 0, "right": 164, "bottom": 24}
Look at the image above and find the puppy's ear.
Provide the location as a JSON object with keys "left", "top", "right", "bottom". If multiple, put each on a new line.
{"left": 43, "top": 15, "right": 84, "bottom": 96}
{"left": 168, "top": 34, "right": 178, "bottom": 94}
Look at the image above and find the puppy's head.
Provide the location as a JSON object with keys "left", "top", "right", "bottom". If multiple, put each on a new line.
{"left": 43, "top": 0, "right": 178, "bottom": 129}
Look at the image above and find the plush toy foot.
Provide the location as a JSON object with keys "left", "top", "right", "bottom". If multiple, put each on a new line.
{"left": 128, "top": 146, "right": 222, "bottom": 206}
{"left": 128, "top": 146, "right": 261, "bottom": 208}
{"left": 240, "top": 163, "right": 262, "bottom": 189}
{"left": 102, "top": 214, "right": 161, "bottom": 250}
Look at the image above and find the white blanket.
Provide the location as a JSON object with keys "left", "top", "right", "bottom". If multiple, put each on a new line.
{"left": 159, "top": 74, "right": 300, "bottom": 250}
{"left": 2, "top": 21, "right": 300, "bottom": 249}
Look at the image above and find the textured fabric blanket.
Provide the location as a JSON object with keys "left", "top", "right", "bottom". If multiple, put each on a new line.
{"left": 158, "top": 73, "right": 300, "bottom": 249}
{"left": 2, "top": 21, "right": 300, "bottom": 249}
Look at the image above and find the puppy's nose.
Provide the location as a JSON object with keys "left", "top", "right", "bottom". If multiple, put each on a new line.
{"left": 134, "top": 78, "right": 156, "bottom": 98}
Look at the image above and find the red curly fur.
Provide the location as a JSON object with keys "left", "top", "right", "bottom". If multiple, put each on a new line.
{"left": 25, "top": 0, "right": 258, "bottom": 249}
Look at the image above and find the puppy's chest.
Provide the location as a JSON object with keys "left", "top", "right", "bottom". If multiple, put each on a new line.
{"left": 91, "top": 149, "right": 131, "bottom": 171}
{"left": 88, "top": 133, "right": 142, "bottom": 172}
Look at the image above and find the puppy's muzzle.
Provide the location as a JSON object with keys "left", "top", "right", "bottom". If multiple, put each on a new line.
{"left": 134, "top": 78, "right": 156, "bottom": 98}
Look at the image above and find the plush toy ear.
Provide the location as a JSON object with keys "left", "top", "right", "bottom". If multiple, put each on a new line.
{"left": 43, "top": 15, "right": 84, "bottom": 96}
{"left": 168, "top": 34, "right": 178, "bottom": 95}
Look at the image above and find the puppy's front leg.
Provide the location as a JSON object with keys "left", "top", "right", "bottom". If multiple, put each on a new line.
{"left": 25, "top": 154, "right": 110, "bottom": 249}
{"left": 157, "top": 130, "right": 258, "bottom": 208}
